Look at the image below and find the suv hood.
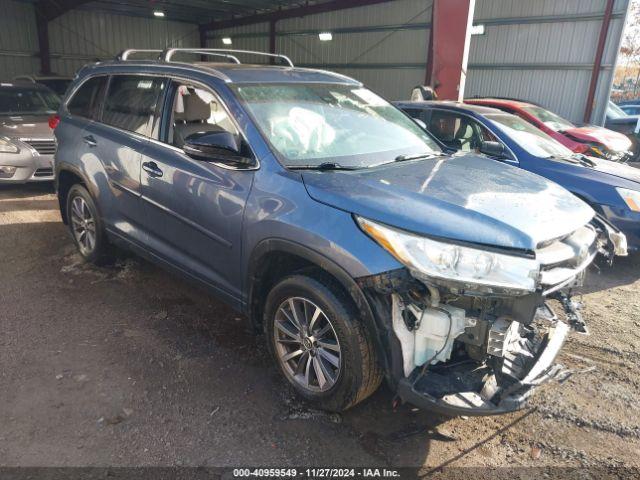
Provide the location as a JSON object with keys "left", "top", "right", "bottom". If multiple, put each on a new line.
{"left": 563, "top": 125, "right": 632, "bottom": 152}
{"left": 302, "top": 154, "right": 594, "bottom": 251}
{"left": 0, "top": 114, "right": 54, "bottom": 139}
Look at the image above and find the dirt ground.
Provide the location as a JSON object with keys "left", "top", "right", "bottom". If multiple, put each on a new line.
{"left": 1, "top": 183, "right": 639, "bottom": 471}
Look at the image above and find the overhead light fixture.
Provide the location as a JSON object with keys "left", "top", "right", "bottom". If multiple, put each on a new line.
{"left": 222, "top": 37, "right": 232, "bottom": 45}
{"left": 318, "top": 32, "right": 333, "bottom": 42}
{"left": 470, "top": 24, "right": 485, "bottom": 35}
{"left": 153, "top": 10, "right": 165, "bottom": 17}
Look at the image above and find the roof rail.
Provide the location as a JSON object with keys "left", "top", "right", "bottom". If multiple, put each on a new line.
{"left": 161, "top": 48, "right": 294, "bottom": 67}
{"left": 117, "top": 49, "right": 164, "bottom": 61}
{"left": 162, "top": 49, "right": 241, "bottom": 64}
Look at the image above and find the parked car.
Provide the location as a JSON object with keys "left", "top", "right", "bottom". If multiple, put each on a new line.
{"left": 619, "top": 104, "right": 640, "bottom": 116}
{"left": 396, "top": 100, "right": 640, "bottom": 251}
{"left": 605, "top": 101, "right": 640, "bottom": 161}
{"left": 13, "top": 75, "right": 73, "bottom": 97}
{"left": 53, "top": 49, "right": 625, "bottom": 416}
{"left": 467, "top": 98, "right": 633, "bottom": 162}
{"left": 0, "top": 82, "right": 60, "bottom": 183}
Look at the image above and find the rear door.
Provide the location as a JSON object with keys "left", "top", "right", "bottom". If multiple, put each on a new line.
{"left": 139, "top": 79, "right": 256, "bottom": 304}
{"left": 57, "top": 75, "right": 108, "bottom": 180}
{"left": 85, "top": 75, "right": 165, "bottom": 237}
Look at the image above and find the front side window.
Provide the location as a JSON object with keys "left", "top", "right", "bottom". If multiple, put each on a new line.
{"left": 521, "top": 105, "right": 574, "bottom": 132}
{"left": 428, "top": 110, "right": 496, "bottom": 151}
{"left": 232, "top": 83, "right": 440, "bottom": 168}
{"left": 102, "top": 76, "right": 164, "bottom": 135}
{"left": 165, "top": 82, "right": 238, "bottom": 148}
{"left": 487, "top": 113, "right": 574, "bottom": 158}
{"left": 0, "top": 87, "right": 60, "bottom": 115}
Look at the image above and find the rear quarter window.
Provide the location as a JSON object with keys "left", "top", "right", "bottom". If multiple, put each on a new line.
{"left": 67, "top": 76, "right": 108, "bottom": 119}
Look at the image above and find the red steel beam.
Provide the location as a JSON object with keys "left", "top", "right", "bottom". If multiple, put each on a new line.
{"left": 201, "top": 0, "right": 394, "bottom": 32}
{"left": 583, "top": 0, "right": 615, "bottom": 124}
{"left": 428, "top": 0, "right": 475, "bottom": 101}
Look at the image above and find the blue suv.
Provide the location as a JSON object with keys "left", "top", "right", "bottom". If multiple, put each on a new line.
{"left": 54, "top": 49, "right": 625, "bottom": 415}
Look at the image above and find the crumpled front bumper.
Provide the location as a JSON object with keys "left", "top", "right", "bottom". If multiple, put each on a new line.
{"left": 396, "top": 321, "right": 569, "bottom": 416}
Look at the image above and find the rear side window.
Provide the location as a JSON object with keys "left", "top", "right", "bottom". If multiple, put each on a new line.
{"left": 102, "top": 76, "right": 164, "bottom": 136}
{"left": 67, "top": 76, "right": 107, "bottom": 119}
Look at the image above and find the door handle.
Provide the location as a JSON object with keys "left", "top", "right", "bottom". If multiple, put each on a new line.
{"left": 142, "top": 161, "right": 163, "bottom": 178}
{"left": 83, "top": 135, "right": 97, "bottom": 147}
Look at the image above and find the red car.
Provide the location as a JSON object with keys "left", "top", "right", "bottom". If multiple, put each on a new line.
{"left": 466, "top": 98, "right": 633, "bottom": 161}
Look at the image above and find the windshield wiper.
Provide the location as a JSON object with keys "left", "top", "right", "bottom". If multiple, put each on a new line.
{"left": 394, "top": 152, "right": 445, "bottom": 162}
{"left": 288, "top": 162, "right": 360, "bottom": 171}
{"left": 546, "top": 154, "right": 596, "bottom": 168}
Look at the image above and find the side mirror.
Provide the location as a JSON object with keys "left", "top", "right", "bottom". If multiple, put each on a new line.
{"left": 183, "top": 131, "right": 253, "bottom": 166}
{"left": 479, "top": 141, "right": 508, "bottom": 159}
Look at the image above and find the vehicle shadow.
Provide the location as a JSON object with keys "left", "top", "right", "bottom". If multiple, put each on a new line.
{"left": 581, "top": 252, "right": 640, "bottom": 294}
{"left": 0, "top": 182, "right": 55, "bottom": 199}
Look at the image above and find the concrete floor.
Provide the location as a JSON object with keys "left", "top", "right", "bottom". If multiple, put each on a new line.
{"left": 1, "top": 183, "right": 639, "bottom": 471}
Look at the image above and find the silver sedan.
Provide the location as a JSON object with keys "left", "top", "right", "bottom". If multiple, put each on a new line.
{"left": 0, "top": 83, "right": 59, "bottom": 183}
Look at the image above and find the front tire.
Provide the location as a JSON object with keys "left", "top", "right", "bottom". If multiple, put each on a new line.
{"left": 264, "top": 274, "right": 382, "bottom": 411}
{"left": 66, "top": 184, "right": 110, "bottom": 265}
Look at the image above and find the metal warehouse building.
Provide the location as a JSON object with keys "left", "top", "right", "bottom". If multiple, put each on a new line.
{"left": 0, "top": 0, "right": 631, "bottom": 125}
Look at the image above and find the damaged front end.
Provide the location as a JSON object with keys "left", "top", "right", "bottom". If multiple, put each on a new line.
{"left": 356, "top": 215, "right": 626, "bottom": 416}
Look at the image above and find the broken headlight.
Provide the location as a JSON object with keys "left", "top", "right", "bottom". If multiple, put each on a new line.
{"left": 357, "top": 217, "right": 540, "bottom": 293}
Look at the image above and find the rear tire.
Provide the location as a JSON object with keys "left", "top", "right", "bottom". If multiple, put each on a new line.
{"left": 66, "top": 184, "right": 111, "bottom": 265}
{"left": 264, "top": 274, "right": 382, "bottom": 411}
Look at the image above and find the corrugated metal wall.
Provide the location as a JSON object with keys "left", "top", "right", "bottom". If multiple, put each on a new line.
{"left": 0, "top": 0, "right": 40, "bottom": 79}
{"left": 206, "top": 0, "right": 629, "bottom": 125}
{"left": 206, "top": 0, "right": 432, "bottom": 101}
{"left": 468, "top": 0, "right": 630, "bottom": 124}
{"left": 48, "top": 9, "right": 199, "bottom": 75}
{"left": 0, "top": 0, "right": 199, "bottom": 81}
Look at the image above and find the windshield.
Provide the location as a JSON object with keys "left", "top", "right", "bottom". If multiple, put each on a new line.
{"left": 232, "top": 83, "right": 440, "bottom": 168}
{"left": 486, "top": 113, "right": 575, "bottom": 158}
{"left": 522, "top": 105, "right": 574, "bottom": 132}
{"left": 607, "top": 101, "right": 628, "bottom": 119}
{"left": 0, "top": 88, "right": 60, "bottom": 115}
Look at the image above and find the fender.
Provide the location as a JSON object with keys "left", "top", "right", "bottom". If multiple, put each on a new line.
{"left": 55, "top": 162, "right": 101, "bottom": 224}
{"left": 245, "top": 238, "right": 392, "bottom": 375}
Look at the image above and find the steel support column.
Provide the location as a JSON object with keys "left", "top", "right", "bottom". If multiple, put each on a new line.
{"left": 583, "top": 0, "right": 614, "bottom": 124}
{"left": 427, "top": 0, "right": 476, "bottom": 101}
{"left": 35, "top": 7, "right": 51, "bottom": 74}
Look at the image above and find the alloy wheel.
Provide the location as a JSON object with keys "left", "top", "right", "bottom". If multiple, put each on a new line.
{"left": 70, "top": 196, "right": 96, "bottom": 256}
{"left": 273, "top": 296, "right": 342, "bottom": 393}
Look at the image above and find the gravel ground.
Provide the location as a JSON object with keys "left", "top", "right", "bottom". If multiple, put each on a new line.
{"left": 1, "top": 183, "right": 639, "bottom": 470}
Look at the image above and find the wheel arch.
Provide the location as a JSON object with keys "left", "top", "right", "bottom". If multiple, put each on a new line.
{"left": 246, "top": 239, "right": 375, "bottom": 331}
{"left": 56, "top": 164, "right": 96, "bottom": 224}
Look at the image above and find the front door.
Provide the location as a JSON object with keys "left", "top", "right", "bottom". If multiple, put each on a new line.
{"left": 140, "top": 80, "right": 255, "bottom": 304}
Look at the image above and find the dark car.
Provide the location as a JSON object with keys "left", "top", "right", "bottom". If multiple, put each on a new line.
{"left": 619, "top": 104, "right": 640, "bottom": 116}
{"left": 13, "top": 75, "right": 73, "bottom": 97}
{"left": 396, "top": 100, "right": 640, "bottom": 250}
{"left": 0, "top": 83, "right": 60, "bottom": 183}
{"left": 605, "top": 101, "right": 640, "bottom": 160}
{"left": 53, "top": 48, "right": 624, "bottom": 416}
